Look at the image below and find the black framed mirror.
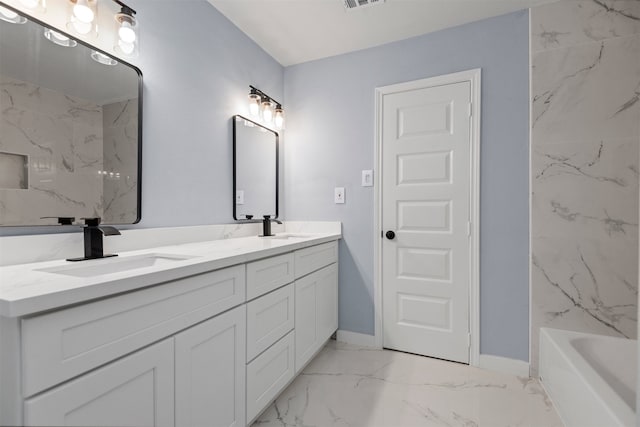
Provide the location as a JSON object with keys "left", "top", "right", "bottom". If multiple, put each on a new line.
{"left": 232, "top": 115, "right": 278, "bottom": 221}
{"left": 0, "top": 3, "right": 142, "bottom": 226}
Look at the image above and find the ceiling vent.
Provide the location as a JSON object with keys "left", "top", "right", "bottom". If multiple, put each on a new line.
{"left": 343, "top": 0, "right": 385, "bottom": 10}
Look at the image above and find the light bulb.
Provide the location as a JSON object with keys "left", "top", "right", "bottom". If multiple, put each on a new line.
{"left": 274, "top": 106, "right": 284, "bottom": 130}
{"left": 0, "top": 5, "right": 26, "bottom": 23}
{"left": 118, "top": 21, "right": 136, "bottom": 43}
{"left": 91, "top": 50, "right": 117, "bottom": 66}
{"left": 73, "top": 0, "right": 94, "bottom": 23}
{"left": 114, "top": 9, "right": 138, "bottom": 57}
{"left": 44, "top": 28, "right": 78, "bottom": 47}
{"left": 18, "top": 0, "right": 39, "bottom": 9}
{"left": 118, "top": 39, "right": 135, "bottom": 55}
{"left": 248, "top": 91, "right": 260, "bottom": 117}
{"left": 0, "top": 6, "right": 17, "bottom": 18}
{"left": 261, "top": 99, "right": 274, "bottom": 124}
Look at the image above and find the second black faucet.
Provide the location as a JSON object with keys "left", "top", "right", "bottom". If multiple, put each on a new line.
{"left": 261, "top": 215, "right": 282, "bottom": 237}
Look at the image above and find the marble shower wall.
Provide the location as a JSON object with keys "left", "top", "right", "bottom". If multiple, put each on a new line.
{"left": 102, "top": 99, "right": 139, "bottom": 224}
{"left": 0, "top": 74, "right": 104, "bottom": 225}
{"left": 530, "top": 0, "right": 640, "bottom": 371}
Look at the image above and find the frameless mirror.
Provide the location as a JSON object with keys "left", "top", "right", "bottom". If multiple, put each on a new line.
{"left": 0, "top": 5, "right": 142, "bottom": 226}
{"left": 233, "top": 115, "right": 278, "bottom": 221}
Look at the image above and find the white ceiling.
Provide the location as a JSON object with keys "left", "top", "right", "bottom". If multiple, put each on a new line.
{"left": 208, "top": 0, "right": 552, "bottom": 66}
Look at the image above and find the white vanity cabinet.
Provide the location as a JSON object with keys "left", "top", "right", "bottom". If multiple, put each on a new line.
{"left": 0, "top": 237, "right": 339, "bottom": 427}
{"left": 244, "top": 240, "right": 338, "bottom": 424}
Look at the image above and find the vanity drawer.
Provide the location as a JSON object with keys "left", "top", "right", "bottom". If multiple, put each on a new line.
{"left": 246, "top": 253, "right": 294, "bottom": 300}
{"left": 294, "top": 241, "right": 338, "bottom": 278}
{"left": 246, "top": 283, "right": 294, "bottom": 362}
{"left": 21, "top": 265, "right": 245, "bottom": 397}
{"left": 246, "top": 331, "right": 295, "bottom": 423}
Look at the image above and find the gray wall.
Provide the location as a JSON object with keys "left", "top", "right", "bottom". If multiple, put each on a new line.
{"left": 283, "top": 10, "right": 530, "bottom": 361}
{"left": 131, "top": 0, "right": 283, "bottom": 227}
{"left": 0, "top": 0, "right": 284, "bottom": 235}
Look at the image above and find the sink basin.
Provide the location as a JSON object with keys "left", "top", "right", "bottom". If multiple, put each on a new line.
{"left": 37, "top": 253, "right": 197, "bottom": 278}
{"left": 267, "top": 233, "right": 315, "bottom": 240}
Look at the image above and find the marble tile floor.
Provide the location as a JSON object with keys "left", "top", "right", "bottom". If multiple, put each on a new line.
{"left": 253, "top": 341, "right": 562, "bottom": 427}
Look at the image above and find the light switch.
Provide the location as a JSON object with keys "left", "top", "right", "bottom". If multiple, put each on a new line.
{"left": 362, "top": 170, "right": 373, "bottom": 187}
{"left": 334, "top": 187, "right": 345, "bottom": 204}
{"left": 235, "top": 190, "right": 244, "bottom": 205}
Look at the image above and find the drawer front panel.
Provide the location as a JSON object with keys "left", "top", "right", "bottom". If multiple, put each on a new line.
{"left": 246, "top": 284, "right": 294, "bottom": 362}
{"left": 246, "top": 331, "right": 295, "bottom": 423}
{"left": 22, "top": 265, "right": 245, "bottom": 397}
{"left": 294, "top": 241, "right": 338, "bottom": 279}
{"left": 246, "top": 253, "right": 294, "bottom": 300}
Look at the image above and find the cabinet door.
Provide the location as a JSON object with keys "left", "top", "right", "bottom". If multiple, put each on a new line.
{"left": 175, "top": 305, "right": 246, "bottom": 427}
{"left": 317, "top": 263, "right": 338, "bottom": 341}
{"left": 294, "top": 271, "right": 318, "bottom": 371}
{"left": 294, "top": 263, "right": 339, "bottom": 372}
{"left": 24, "top": 339, "right": 174, "bottom": 427}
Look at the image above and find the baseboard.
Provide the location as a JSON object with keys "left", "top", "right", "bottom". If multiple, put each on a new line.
{"left": 336, "top": 330, "right": 377, "bottom": 347}
{"left": 478, "top": 354, "right": 530, "bottom": 377}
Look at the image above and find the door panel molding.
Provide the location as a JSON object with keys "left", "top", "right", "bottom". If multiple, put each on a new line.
{"left": 373, "top": 69, "right": 481, "bottom": 366}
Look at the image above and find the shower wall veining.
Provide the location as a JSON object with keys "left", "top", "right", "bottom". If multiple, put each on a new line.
{"left": 0, "top": 74, "right": 104, "bottom": 225}
{"left": 0, "top": 74, "right": 139, "bottom": 225}
{"left": 530, "top": 0, "right": 640, "bottom": 371}
{"left": 102, "top": 99, "right": 139, "bottom": 224}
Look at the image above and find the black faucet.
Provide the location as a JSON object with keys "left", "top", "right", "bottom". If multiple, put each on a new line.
{"left": 67, "top": 218, "right": 121, "bottom": 262}
{"left": 261, "top": 215, "right": 282, "bottom": 237}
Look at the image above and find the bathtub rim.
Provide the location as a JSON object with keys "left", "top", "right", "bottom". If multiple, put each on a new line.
{"left": 539, "top": 327, "right": 635, "bottom": 427}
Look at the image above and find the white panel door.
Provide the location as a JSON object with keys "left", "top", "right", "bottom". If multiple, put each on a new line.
{"left": 175, "top": 305, "right": 246, "bottom": 427}
{"left": 24, "top": 339, "right": 174, "bottom": 427}
{"left": 382, "top": 80, "right": 471, "bottom": 363}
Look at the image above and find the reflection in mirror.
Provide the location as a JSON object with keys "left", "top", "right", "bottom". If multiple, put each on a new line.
{"left": 233, "top": 115, "right": 278, "bottom": 221}
{"left": 0, "top": 6, "right": 142, "bottom": 226}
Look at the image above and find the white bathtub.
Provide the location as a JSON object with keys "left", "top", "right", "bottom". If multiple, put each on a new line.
{"left": 539, "top": 328, "right": 637, "bottom": 427}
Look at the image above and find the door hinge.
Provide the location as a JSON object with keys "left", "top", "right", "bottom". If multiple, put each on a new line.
{"left": 468, "top": 103, "right": 472, "bottom": 117}
{"left": 467, "top": 221, "right": 471, "bottom": 238}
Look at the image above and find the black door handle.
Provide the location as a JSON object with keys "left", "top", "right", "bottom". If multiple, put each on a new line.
{"left": 385, "top": 230, "right": 395, "bottom": 240}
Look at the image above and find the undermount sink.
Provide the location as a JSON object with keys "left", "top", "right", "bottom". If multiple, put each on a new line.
{"left": 37, "top": 253, "right": 197, "bottom": 278}
{"left": 267, "top": 233, "right": 315, "bottom": 240}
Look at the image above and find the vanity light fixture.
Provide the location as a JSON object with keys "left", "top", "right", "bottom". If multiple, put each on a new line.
{"left": 114, "top": 2, "right": 138, "bottom": 57}
{"left": 247, "top": 85, "right": 285, "bottom": 130}
{"left": 67, "top": 0, "right": 97, "bottom": 36}
{"left": 44, "top": 27, "right": 78, "bottom": 47}
{"left": 0, "top": 5, "right": 26, "bottom": 23}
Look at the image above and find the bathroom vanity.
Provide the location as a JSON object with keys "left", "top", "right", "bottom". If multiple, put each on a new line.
{"left": 0, "top": 231, "right": 340, "bottom": 427}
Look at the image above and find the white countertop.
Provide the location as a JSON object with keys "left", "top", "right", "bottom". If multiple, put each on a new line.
{"left": 0, "top": 232, "right": 341, "bottom": 318}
